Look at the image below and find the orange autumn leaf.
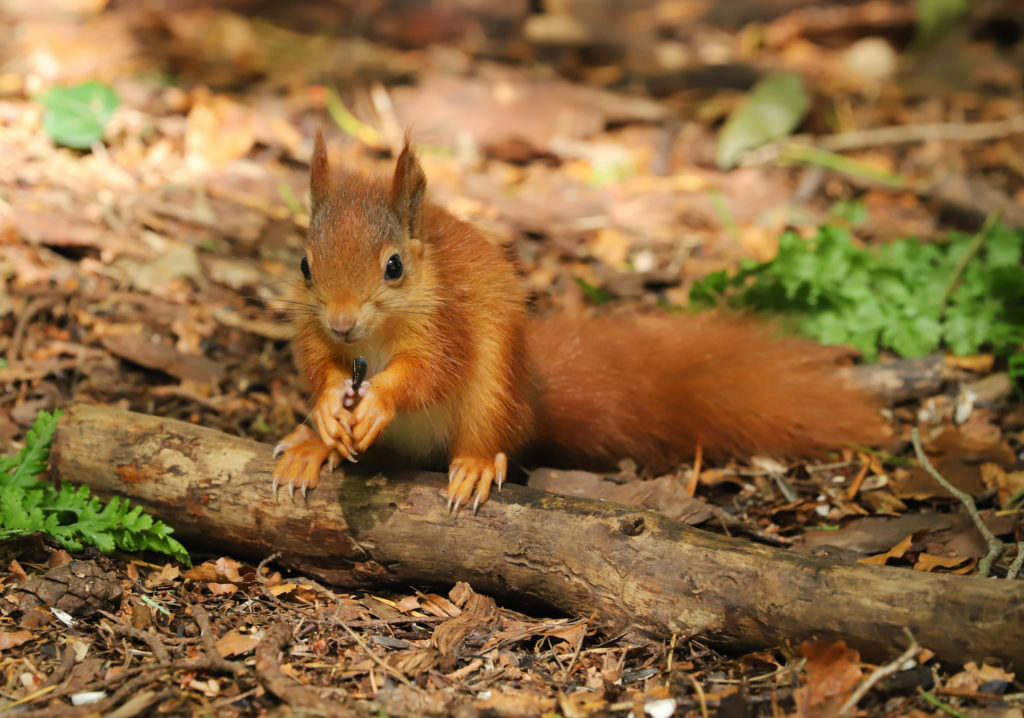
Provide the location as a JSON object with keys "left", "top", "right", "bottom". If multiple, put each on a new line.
{"left": 857, "top": 534, "right": 913, "bottom": 566}
{"left": 793, "top": 641, "right": 862, "bottom": 717}
{"left": 913, "top": 553, "right": 971, "bottom": 572}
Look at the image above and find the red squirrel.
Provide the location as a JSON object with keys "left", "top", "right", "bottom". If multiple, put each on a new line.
{"left": 272, "top": 132, "right": 888, "bottom": 511}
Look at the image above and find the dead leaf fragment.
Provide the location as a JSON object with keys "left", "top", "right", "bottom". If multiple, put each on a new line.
{"left": 8, "top": 560, "right": 27, "bottom": 582}
{"left": 215, "top": 628, "right": 260, "bottom": 657}
{"left": 793, "top": 641, "right": 862, "bottom": 717}
{"left": 0, "top": 630, "right": 33, "bottom": 651}
{"left": 913, "top": 553, "right": 972, "bottom": 572}
{"left": 857, "top": 534, "right": 913, "bottom": 566}
{"left": 101, "top": 333, "right": 224, "bottom": 385}
{"left": 980, "top": 463, "right": 1024, "bottom": 509}
{"left": 946, "top": 661, "right": 1015, "bottom": 692}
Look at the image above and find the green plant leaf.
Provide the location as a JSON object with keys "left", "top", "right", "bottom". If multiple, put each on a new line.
{"left": 716, "top": 73, "right": 810, "bottom": 169}
{"left": 687, "top": 220, "right": 1024, "bottom": 361}
{"left": 0, "top": 410, "right": 191, "bottom": 565}
{"left": 38, "top": 81, "right": 121, "bottom": 150}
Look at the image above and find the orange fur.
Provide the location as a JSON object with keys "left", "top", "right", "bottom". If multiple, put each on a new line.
{"left": 273, "top": 134, "right": 888, "bottom": 508}
{"left": 526, "top": 314, "right": 886, "bottom": 472}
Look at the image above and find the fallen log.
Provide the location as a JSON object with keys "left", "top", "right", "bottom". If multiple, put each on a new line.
{"left": 51, "top": 403, "right": 1024, "bottom": 664}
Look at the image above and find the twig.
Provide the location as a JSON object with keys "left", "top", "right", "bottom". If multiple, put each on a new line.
{"left": 845, "top": 457, "right": 872, "bottom": 501}
{"left": 686, "top": 672, "right": 709, "bottom": 718}
{"left": 819, "top": 116, "right": 1024, "bottom": 151}
{"left": 101, "top": 613, "right": 171, "bottom": 664}
{"left": 1007, "top": 542, "right": 1024, "bottom": 580}
{"left": 743, "top": 115, "right": 1024, "bottom": 166}
{"left": 839, "top": 634, "right": 921, "bottom": 716}
{"left": 910, "top": 428, "right": 1005, "bottom": 576}
{"left": 190, "top": 604, "right": 248, "bottom": 677}
{"left": 254, "top": 622, "right": 355, "bottom": 717}
{"left": 336, "top": 618, "right": 416, "bottom": 688}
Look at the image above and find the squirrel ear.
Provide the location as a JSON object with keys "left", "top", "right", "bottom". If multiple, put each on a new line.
{"left": 389, "top": 139, "right": 426, "bottom": 240}
{"left": 310, "top": 129, "right": 331, "bottom": 207}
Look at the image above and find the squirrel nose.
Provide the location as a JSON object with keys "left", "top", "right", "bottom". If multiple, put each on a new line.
{"left": 327, "top": 311, "right": 358, "bottom": 339}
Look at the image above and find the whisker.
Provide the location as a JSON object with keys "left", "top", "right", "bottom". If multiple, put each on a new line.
{"left": 261, "top": 298, "right": 321, "bottom": 310}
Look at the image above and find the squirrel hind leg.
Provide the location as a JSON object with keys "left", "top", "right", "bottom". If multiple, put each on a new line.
{"left": 447, "top": 452, "right": 507, "bottom": 513}
{"left": 272, "top": 424, "right": 339, "bottom": 499}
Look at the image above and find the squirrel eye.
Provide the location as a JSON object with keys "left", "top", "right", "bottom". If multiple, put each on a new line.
{"left": 300, "top": 256, "right": 311, "bottom": 281}
{"left": 384, "top": 253, "right": 403, "bottom": 280}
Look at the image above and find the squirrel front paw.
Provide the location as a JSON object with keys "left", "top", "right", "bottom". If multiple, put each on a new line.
{"left": 313, "top": 382, "right": 358, "bottom": 461}
{"left": 272, "top": 424, "right": 340, "bottom": 498}
{"left": 447, "top": 453, "right": 508, "bottom": 513}
{"left": 351, "top": 386, "right": 396, "bottom": 452}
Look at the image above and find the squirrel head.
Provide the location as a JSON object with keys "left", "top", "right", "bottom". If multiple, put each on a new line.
{"left": 301, "top": 131, "right": 430, "bottom": 346}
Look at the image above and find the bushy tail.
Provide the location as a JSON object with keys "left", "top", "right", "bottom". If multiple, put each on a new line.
{"left": 525, "top": 313, "right": 888, "bottom": 471}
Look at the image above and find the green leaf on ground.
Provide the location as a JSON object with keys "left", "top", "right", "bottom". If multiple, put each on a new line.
{"left": 689, "top": 221, "right": 1024, "bottom": 361}
{"left": 0, "top": 410, "right": 190, "bottom": 565}
{"left": 38, "top": 81, "right": 121, "bottom": 149}
{"left": 716, "top": 73, "right": 810, "bottom": 169}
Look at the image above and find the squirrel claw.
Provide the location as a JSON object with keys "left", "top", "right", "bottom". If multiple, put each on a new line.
{"left": 271, "top": 424, "right": 338, "bottom": 500}
{"left": 446, "top": 453, "right": 503, "bottom": 513}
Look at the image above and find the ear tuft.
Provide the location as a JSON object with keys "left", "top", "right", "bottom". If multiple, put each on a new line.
{"left": 310, "top": 129, "right": 331, "bottom": 207}
{"left": 389, "top": 138, "right": 427, "bottom": 240}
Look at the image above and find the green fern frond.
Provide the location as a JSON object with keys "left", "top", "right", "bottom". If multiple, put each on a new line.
{"left": 0, "top": 410, "right": 191, "bottom": 565}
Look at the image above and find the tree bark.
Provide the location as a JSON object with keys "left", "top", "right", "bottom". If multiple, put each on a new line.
{"left": 51, "top": 403, "right": 1024, "bottom": 664}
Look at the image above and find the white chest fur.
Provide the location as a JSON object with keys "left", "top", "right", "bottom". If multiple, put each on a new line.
{"left": 347, "top": 342, "right": 454, "bottom": 462}
{"left": 379, "top": 402, "right": 454, "bottom": 463}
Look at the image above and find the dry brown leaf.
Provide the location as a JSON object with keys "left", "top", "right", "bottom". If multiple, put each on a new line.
{"left": 913, "top": 553, "right": 971, "bottom": 572}
{"left": 475, "top": 687, "right": 557, "bottom": 716}
{"left": 857, "top": 534, "right": 913, "bottom": 566}
{"left": 9, "top": 208, "right": 148, "bottom": 261}
{"left": 0, "top": 630, "right": 33, "bottom": 651}
{"left": 206, "top": 582, "right": 239, "bottom": 595}
{"left": 214, "top": 557, "right": 244, "bottom": 583}
{"left": 185, "top": 558, "right": 247, "bottom": 585}
{"left": 7, "top": 560, "right": 27, "bottom": 582}
{"left": 144, "top": 563, "right": 181, "bottom": 588}
{"left": 946, "top": 661, "right": 1015, "bottom": 691}
{"left": 267, "top": 583, "right": 300, "bottom": 597}
{"left": 980, "top": 463, "right": 1024, "bottom": 509}
{"left": 418, "top": 593, "right": 461, "bottom": 618}
{"left": 541, "top": 620, "right": 587, "bottom": 650}
{"left": 392, "top": 72, "right": 666, "bottom": 158}
{"left": 215, "top": 628, "right": 260, "bottom": 657}
{"left": 101, "top": 333, "right": 224, "bottom": 385}
{"left": 396, "top": 596, "right": 421, "bottom": 613}
{"left": 896, "top": 423, "right": 1015, "bottom": 500}
{"left": 793, "top": 641, "right": 862, "bottom": 717}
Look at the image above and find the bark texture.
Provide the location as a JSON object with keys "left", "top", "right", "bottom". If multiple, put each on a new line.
{"left": 51, "top": 403, "right": 1024, "bottom": 664}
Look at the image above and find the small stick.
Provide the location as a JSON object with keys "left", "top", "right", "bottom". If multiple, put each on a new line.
{"left": 1007, "top": 542, "right": 1024, "bottom": 580}
{"left": 839, "top": 633, "right": 922, "bottom": 716}
{"left": 910, "top": 428, "right": 1005, "bottom": 577}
